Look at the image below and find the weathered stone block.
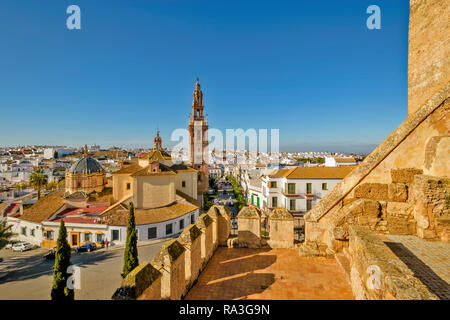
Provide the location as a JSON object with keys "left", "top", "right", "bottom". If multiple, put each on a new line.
{"left": 386, "top": 215, "right": 415, "bottom": 235}
{"left": 348, "top": 226, "right": 438, "bottom": 300}
{"left": 152, "top": 239, "right": 186, "bottom": 300}
{"left": 354, "top": 183, "right": 389, "bottom": 201}
{"left": 178, "top": 224, "right": 202, "bottom": 291}
{"left": 267, "top": 208, "right": 294, "bottom": 249}
{"left": 207, "top": 205, "right": 231, "bottom": 247}
{"left": 112, "top": 262, "right": 162, "bottom": 300}
{"left": 195, "top": 213, "right": 214, "bottom": 267}
{"left": 387, "top": 202, "right": 413, "bottom": 218}
{"left": 237, "top": 206, "right": 261, "bottom": 248}
{"left": 390, "top": 168, "right": 423, "bottom": 184}
{"left": 388, "top": 183, "right": 408, "bottom": 202}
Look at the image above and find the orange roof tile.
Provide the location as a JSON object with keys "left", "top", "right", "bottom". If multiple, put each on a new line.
{"left": 20, "top": 191, "right": 66, "bottom": 223}
{"left": 284, "top": 166, "right": 357, "bottom": 179}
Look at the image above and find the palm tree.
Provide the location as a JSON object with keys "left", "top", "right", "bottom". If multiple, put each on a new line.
{"left": 0, "top": 221, "right": 14, "bottom": 250}
{"left": 29, "top": 168, "right": 48, "bottom": 200}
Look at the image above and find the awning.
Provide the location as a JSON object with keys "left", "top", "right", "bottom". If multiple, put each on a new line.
{"left": 44, "top": 228, "right": 53, "bottom": 231}
{"left": 95, "top": 231, "right": 104, "bottom": 234}
{"left": 83, "top": 231, "right": 91, "bottom": 234}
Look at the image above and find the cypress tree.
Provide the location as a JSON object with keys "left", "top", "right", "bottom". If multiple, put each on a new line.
{"left": 51, "top": 220, "right": 74, "bottom": 300}
{"left": 122, "top": 202, "right": 139, "bottom": 278}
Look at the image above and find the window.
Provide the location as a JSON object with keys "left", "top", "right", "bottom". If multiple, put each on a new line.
{"left": 307, "top": 199, "right": 313, "bottom": 211}
{"left": 289, "top": 199, "right": 296, "bottom": 211}
{"left": 126, "top": 183, "right": 131, "bottom": 190}
{"left": 306, "top": 183, "right": 312, "bottom": 194}
{"left": 112, "top": 230, "right": 119, "bottom": 241}
{"left": 31, "top": 229, "right": 35, "bottom": 237}
{"left": 179, "top": 219, "right": 185, "bottom": 230}
{"left": 77, "top": 182, "right": 81, "bottom": 188}
{"left": 269, "top": 181, "right": 277, "bottom": 188}
{"left": 148, "top": 227, "right": 157, "bottom": 239}
{"left": 96, "top": 233, "right": 103, "bottom": 242}
{"left": 322, "top": 183, "right": 328, "bottom": 190}
{"left": 84, "top": 233, "right": 91, "bottom": 242}
{"left": 190, "top": 214, "right": 195, "bottom": 224}
{"left": 272, "top": 197, "right": 278, "bottom": 208}
{"left": 45, "top": 230, "right": 53, "bottom": 239}
{"left": 286, "top": 183, "right": 296, "bottom": 194}
{"left": 166, "top": 223, "right": 173, "bottom": 235}
{"left": 182, "top": 181, "right": 186, "bottom": 188}
{"left": 21, "top": 227, "right": 27, "bottom": 236}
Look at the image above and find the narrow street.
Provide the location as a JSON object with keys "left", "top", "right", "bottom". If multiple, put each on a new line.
{"left": 0, "top": 240, "right": 166, "bottom": 300}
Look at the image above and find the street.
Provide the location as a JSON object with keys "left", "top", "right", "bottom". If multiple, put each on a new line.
{"left": 0, "top": 239, "right": 166, "bottom": 300}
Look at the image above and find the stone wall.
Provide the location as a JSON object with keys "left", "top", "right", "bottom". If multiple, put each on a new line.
{"left": 301, "top": 166, "right": 449, "bottom": 256}
{"left": 408, "top": 0, "right": 450, "bottom": 114}
{"left": 267, "top": 208, "right": 295, "bottom": 249}
{"left": 236, "top": 206, "right": 262, "bottom": 248}
{"left": 229, "top": 206, "right": 295, "bottom": 249}
{"left": 195, "top": 213, "right": 214, "bottom": 269}
{"left": 178, "top": 224, "right": 202, "bottom": 292}
{"left": 410, "top": 175, "right": 450, "bottom": 241}
{"left": 112, "top": 204, "right": 230, "bottom": 300}
{"left": 347, "top": 226, "right": 437, "bottom": 300}
{"left": 112, "top": 262, "right": 162, "bottom": 300}
{"left": 207, "top": 205, "right": 231, "bottom": 247}
{"left": 152, "top": 239, "right": 186, "bottom": 300}
{"left": 301, "top": 0, "right": 449, "bottom": 257}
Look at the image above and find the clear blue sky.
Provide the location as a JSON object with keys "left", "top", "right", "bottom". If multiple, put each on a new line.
{"left": 0, "top": 0, "right": 409, "bottom": 154}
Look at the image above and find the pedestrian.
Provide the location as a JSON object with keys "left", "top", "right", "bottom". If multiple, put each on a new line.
{"left": 105, "top": 239, "right": 109, "bottom": 249}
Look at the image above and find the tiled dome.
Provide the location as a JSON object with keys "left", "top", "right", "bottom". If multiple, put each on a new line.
{"left": 69, "top": 157, "right": 104, "bottom": 174}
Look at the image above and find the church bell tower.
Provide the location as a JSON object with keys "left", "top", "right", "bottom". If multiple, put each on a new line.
{"left": 188, "top": 77, "right": 209, "bottom": 196}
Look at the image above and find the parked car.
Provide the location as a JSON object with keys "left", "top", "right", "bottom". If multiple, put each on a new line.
{"left": 75, "top": 242, "right": 96, "bottom": 253}
{"left": 42, "top": 247, "right": 56, "bottom": 260}
{"left": 4, "top": 240, "right": 21, "bottom": 250}
{"left": 12, "top": 242, "right": 33, "bottom": 252}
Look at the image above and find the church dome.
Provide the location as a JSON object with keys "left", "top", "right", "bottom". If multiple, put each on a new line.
{"left": 69, "top": 157, "right": 104, "bottom": 174}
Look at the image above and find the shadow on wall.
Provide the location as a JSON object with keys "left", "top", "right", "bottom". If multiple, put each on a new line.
{"left": 238, "top": 230, "right": 262, "bottom": 246}
{"left": 384, "top": 241, "right": 450, "bottom": 300}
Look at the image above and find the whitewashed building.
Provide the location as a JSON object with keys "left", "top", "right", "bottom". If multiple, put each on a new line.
{"left": 260, "top": 166, "right": 356, "bottom": 215}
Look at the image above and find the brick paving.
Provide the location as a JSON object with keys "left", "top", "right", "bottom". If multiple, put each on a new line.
{"left": 185, "top": 247, "right": 353, "bottom": 300}
{"left": 383, "top": 234, "right": 450, "bottom": 300}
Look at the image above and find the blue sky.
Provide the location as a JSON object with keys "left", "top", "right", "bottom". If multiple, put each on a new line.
{"left": 0, "top": 0, "right": 409, "bottom": 153}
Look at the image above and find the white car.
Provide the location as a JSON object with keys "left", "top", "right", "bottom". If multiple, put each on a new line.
{"left": 12, "top": 242, "right": 33, "bottom": 252}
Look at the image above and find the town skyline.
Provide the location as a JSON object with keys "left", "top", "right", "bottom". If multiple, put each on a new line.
{"left": 0, "top": 0, "right": 409, "bottom": 153}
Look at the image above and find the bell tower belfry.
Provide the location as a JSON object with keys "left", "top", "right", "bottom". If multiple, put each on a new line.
{"left": 188, "top": 77, "right": 209, "bottom": 196}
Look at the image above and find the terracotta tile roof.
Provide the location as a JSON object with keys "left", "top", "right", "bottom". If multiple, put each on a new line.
{"left": 64, "top": 191, "right": 88, "bottom": 199}
{"left": 101, "top": 201, "right": 197, "bottom": 226}
{"left": 176, "top": 190, "right": 200, "bottom": 207}
{"left": 140, "top": 150, "right": 171, "bottom": 161}
{"left": 53, "top": 206, "right": 108, "bottom": 224}
{"left": 266, "top": 169, "right": 291, "bottom": 178}
{"left": 87, "top": 188, "right": 113, "bottom": 204}
{"left": 170, "top": 164, "right": 198, "bottom": 173}
{"left": 20, "top": 191, "right": 66, "bottom": 223}
{"left": 131, "top": 164, "right": 176, "bottom": 177}
{"left": 112, "top": 162, "right": 142, "bottom": 174}
{"left": 284, "top": 166, "right": 357, "bottom": 179}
